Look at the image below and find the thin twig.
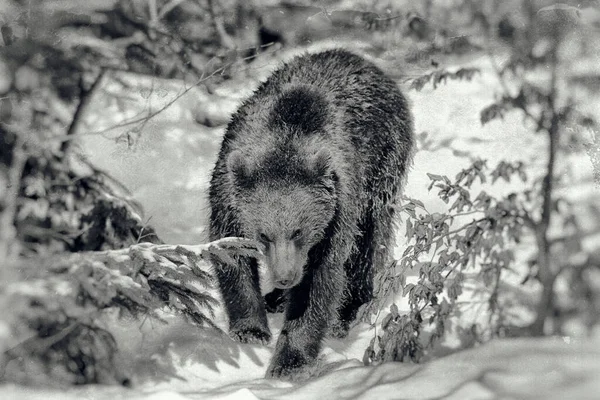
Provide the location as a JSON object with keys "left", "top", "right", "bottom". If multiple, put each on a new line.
{"left": 205, "top": 0, "right": 236, "bottom": 50}
{"left": 136, "top": 216, "right": 154, "bottom": 244}
{"left": 452, "top": 209, "right": 485, "bottom": 218}
{"left": 442, "top": 218, "right": 487, "bottom": 239}
{"left": 483, "top": 21, "right": 539, "bottom": 125}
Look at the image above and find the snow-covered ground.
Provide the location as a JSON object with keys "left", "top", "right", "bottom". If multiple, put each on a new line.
{"left": 4, "top": 43, "right": 599, "bottom": 399}
{"left": 3, "top": 314, "right": 600, "bottom": 399}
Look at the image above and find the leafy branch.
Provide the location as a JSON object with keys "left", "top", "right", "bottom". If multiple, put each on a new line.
{"left": 410, "top": 67, "right": 481, "bottom": 91}
{"left": 365, "top": 159, "right": 531, "bottom": 365}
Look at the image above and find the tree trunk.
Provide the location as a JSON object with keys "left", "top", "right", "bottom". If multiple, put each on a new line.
{"left": 530, "top": 42, "right": 560, "bottom": 334}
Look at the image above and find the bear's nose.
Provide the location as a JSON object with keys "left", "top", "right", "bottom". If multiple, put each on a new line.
{"left": 276, "top": 278, "right": 292, "bottom": 287}
{"left": 275, "top": 272, "right": 297, "bottom": 288}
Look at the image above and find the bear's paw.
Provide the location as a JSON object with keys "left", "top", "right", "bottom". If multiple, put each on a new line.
{"left": 229, "top": 325, "right": 272, "bottom": 345}
{"left": 266, "top": 359, "right": 314, "bottom": 381}
{"left": 265, "top": 342, "right": 316, "bottom": 381}
{"left": 327, "top": 319, "right": 351, "bottom": 339}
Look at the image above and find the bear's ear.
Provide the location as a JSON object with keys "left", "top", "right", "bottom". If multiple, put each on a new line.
{"left": 227, "top": 150, "right": 252, "bottom": 186}
{"left": 310, "top": 149, "right": 338, "bottom": 192}
{"left": 311, "top": 149, "right": 332, "bottom": 178}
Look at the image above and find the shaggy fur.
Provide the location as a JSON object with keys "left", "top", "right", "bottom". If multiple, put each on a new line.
{"left": 208, "top": 49, "right": 414, "bottom": 380}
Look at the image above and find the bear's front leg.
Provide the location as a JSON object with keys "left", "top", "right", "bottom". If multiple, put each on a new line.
{"left": 214, "top": 256, "right": 272, "bottom": 344}
{"left": 266, "top": 261, "right": 343, "bottom": 380}
{"left": 266, "top": 319, "right": 322, "bottom": 380}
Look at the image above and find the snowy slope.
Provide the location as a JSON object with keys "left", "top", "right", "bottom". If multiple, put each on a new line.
{"left": 4, "top": 43, "right": 599, "bottom": 399}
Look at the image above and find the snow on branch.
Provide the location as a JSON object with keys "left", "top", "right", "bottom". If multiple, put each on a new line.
{"left": 2, "top": 237, "right": 262, "bottom": 385}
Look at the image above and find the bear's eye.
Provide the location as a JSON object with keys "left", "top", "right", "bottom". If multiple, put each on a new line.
{"left": 259, "top": 233, "right": 272, "bottom": 243}
{"left": 290, "top": 229, "right": 302, "bottom": 240}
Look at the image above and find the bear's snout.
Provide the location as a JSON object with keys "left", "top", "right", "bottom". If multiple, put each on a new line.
{"left": 267, "top": 240, "right": 305, "bottom": 289}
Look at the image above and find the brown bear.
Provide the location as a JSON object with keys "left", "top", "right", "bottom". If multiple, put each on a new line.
{"left": 208, "top": 49, "right": 414, "bottom": 380}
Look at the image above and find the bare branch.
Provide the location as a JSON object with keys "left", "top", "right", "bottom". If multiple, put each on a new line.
{"left": 61, "top": 70, "right": 107, "bottom": 155}
{"left": 51, "top": 46, "right": 274, "bottom": 146}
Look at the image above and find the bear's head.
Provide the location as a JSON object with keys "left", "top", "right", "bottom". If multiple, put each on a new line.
{"left": 227, "top": 148, "right": 338, "bottom": 289}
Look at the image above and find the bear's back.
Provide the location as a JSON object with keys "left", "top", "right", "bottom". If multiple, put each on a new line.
{"left": 214, "top": 49, "right": 413, "bottom": 208}
{"left": 226, "top": 49, "right": 411, "bottom": 157}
